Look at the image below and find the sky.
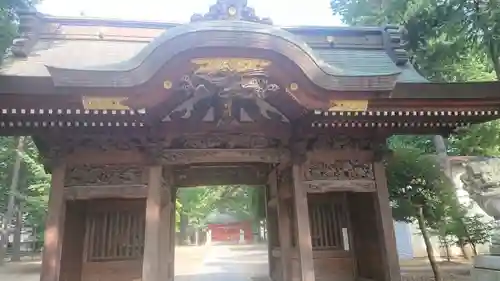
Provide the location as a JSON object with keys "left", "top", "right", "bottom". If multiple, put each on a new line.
{"left": 36, "top": 0, "right": 344, "bottom": 26}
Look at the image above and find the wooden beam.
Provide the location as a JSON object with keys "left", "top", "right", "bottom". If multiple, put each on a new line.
{"left": 292, "top": 164, "right": 315, "bottom": 281}
{"left": 173, "top": 165, "right": 269, "bottom": 187}
{"left": 161, "top": 149, "right": 290, "bottom": 164}
{"left": 304, "top": 180, "right": 376, "bottom": 193}
{"left": 373, "top": 162, "right": 401, "bottom": 281}
{"left": 64, "top": 185, "right": 147, "bottom": 200}
{"left": 40, "top": 163, "right": 66, "bottom": 281}
{"left": 307, "top": 149, "right": 374, "bottom": 162}
{"left": 142, "top": 165, "right": 172, "bottom": 281}
{"left": 65, "top": 149, "right": 147, "bottom": 165}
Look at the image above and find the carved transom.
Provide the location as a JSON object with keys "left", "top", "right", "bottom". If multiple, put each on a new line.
{"left": 65, "top": 164, "right": 144, "bottom": 187}
{"left": 162, "top": 57, "right": 288, "bottom": 126}
{"left": 304, "top": 160, "right": 374, "bottom": 181}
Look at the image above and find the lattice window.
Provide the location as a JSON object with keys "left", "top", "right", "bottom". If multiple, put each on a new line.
{"left": 84, "top": 210, "right": 145, "bottom": 262}
{"left": 308, "top": 195, "right": 347, "bottom": 251}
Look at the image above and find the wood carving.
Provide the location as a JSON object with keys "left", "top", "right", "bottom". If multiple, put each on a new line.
{"left": 174, "top": 165, "right": 269, "bottom": 187}
{"left": 190, "top": 0, "right": 273, "bottom": 24}
{"left": 304, "top": 160, "right": 374, "bottom": 181}
{"left": 329, "top": 100, "right": 368, "bottom": 112}
{"left": 82, "top": 96, "right": 130, "bottom": 110}
{"left": 65, "top": 164, "right": 145, "bottom": 186}
{"left": 163, "top": 57, "right": 287, "bottom": 126}
{"left": 160, "top": 148, "right": 289, "bottom": 164}
{"left": 192, "top": 58, "right": 271, "bottom": 73}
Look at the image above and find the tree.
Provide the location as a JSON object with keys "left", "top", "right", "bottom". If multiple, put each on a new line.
{"left": 0, "top": 0, "right": 38, "bottom": 62}
{"left": 0, "top": 137, "right": 51, "bottom": 264}
{"left": 386, "top": 148, "right": 457, "bottom": 281}
{"left": 330, "top": 0, "right": 499, "bottom": 81}
{"left": 0, "top": 137, "right": 24, "bottom": 265}
{"left": 448, "top": 213, "right": 493, "bottom": 255}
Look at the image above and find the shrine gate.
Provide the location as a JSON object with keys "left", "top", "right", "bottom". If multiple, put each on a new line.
{"left": 1, "top": 1, "right": 500, "bottom": 281}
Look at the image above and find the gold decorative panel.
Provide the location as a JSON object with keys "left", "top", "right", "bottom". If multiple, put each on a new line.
{"left": 191, "top": 58, "right": 271, "bottom": 73}
{"left": 329, "top": 100, "right": 368, "bottom": 112}
{"left": 82, "top": 96, "right": 130, "bottom": 110}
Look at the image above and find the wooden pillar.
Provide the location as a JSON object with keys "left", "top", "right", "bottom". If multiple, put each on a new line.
{"left": 265, "top": 183, "right": 278, "bottom": 279}
{"left": 142, "top": 165, "right": 173, "bottom": 281}
{"left": 168, "top": 187, "right": 177, "bottom": 281}
{"left": 292, "top": 164, "right": 315, "bottom": 281}
{"left": 40, "top": 163, "right": 66, "bottom": 281}
{"left": 374, "top": 162, "right": 401, "bottom": 281}
{"left": 269, "top": 169, "right": 292, "bottom": 281}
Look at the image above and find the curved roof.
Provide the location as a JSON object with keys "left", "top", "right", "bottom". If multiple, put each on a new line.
{"left": 0, "top": 8, "right": 423, "bottom": 92}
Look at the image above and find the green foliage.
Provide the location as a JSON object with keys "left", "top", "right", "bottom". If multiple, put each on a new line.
{"left": 331, "top": 0, "right": 500, "bottom": 156}
{"left": 331, "top": 0, "right": 499, "bottom": 82}
{"left": 388, "top": 135, "right": 436, "bottom": 153}
{"left": 448, "top": 121, "right": 500, "bottom": 156}
{"left": 177, "top": 185, "right": 264, "bottom": 228}
{"left": 448, "top": 213, "right": 493, "bottom": 248}
{"left": 0, "top": 137, "right": 50, "bottom": 245}
{"left": 386, "top": 147, "right": 456, "bottom": 224}
{"left": 0, "top": 0, "right": 38, "bottom": 62}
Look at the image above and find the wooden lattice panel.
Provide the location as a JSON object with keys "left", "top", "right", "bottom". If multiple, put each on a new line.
{"left": 308, "top": 194, "right": 348, "bottom": 251}
{"left": 84, "top": 209, "right": 145, "bottom": 261}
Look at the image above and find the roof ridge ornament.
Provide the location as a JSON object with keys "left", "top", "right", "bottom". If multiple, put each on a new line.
{"left": 190, "top": 0, "right": 272, "bottom": 25}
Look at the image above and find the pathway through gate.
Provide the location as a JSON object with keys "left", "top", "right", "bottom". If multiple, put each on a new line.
{"left": 176, "top": 244, "right": 269, "bottom": 281}
{"left": 0, "top": 244, "right": 269, "bottom": 281}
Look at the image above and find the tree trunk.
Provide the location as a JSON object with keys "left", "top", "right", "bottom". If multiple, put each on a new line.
{"left": 441, "top": 237, "right": 451, "bottom": 262}
{"left": 458, "top": 238, "right": 472, "bottom": 260}
{"left": 11, "top": 204, "right": 22, "bottom": 262}
{"left": 0, "top": 137, "right": 24, "bottom": 266}
{"left": 471, "top": 242, "right": 478, "bottom": 256}
{"left": 194, "top": 228, "right": 199, "bottom": 246}
{"left": 179, "top": 213, "right": 188, "bottom": 245}
{"left": 417, "top": 206, "right": 443, "bottom": 281}
{"left": 487, "top": 39, "right": 500, "bottom": 80}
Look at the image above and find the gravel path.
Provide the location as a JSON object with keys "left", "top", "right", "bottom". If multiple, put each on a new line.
{"left": 0, "top": 244, "right": 269, "bottom": 281}
{"left": 180, "top": 244, "right": 268, "bottom": 281}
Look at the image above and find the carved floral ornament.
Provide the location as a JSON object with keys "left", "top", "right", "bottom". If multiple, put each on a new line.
{"left": 304, "top": 160, "right": 375, "bottom": 181}
{"left": 65, "top": 164, "right": 145, "bottom": 187}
